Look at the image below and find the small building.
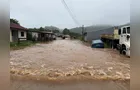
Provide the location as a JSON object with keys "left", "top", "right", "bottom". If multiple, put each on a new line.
{"left": 29, "top": 30, "right": 55, "bottom": 41}
{"left": 10, "top": 23, "right": 28, "bottom": 42}
{"left": 29, "top": 31, "right": 39, "bottom": 41}
{"left": 38, "top": 31, "right": 54, "bottom": 41}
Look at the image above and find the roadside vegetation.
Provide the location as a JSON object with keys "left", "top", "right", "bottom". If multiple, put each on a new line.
{"left": 28, "top": 26, "right": 60, "bottom": 33}
{"left": 10, "top": 41, "right": 36, "bottom": 50}
{"left": 63, "top": 28, "right": 83, "bottom": 40}
{"left": 10, "top": 18, "right": 20, "bottom": 25}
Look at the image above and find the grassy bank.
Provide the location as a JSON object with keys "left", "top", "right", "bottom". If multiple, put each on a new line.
{"left": 10, "top": 41, "right": 36, "bottom": 50}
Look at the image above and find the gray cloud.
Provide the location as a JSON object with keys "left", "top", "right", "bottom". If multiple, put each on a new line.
{"left": 10, "top": 0, "right": 130, "bottom": 29}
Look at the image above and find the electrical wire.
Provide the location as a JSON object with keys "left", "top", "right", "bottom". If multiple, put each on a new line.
{"left": 61, "top": 0, "right": 80, "bottom": 26}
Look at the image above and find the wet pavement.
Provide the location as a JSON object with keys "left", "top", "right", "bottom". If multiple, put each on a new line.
{"left": 10, "top": 39, "right": 130, "bottom": 80}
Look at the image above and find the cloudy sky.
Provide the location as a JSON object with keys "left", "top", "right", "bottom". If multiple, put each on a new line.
{"left": 10, "top": 0, "right": 130, "bottom": 29}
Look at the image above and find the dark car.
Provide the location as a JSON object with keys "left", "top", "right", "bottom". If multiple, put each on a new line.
{"left": 91, "top": 39, "right": 104, "bottom": 48}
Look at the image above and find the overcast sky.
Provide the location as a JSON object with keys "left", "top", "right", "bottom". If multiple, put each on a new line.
{"left": 10, "top": 0, "right": 130, "bottom": 29}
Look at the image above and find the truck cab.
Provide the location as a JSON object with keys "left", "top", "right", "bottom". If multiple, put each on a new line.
{"left": 118, "top": 26, "right": 130, "bottom": 56}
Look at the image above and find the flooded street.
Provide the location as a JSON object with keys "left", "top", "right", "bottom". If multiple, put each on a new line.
{"left": 11, "top": 79, "right": 130, "bottom": 90}
{"left": 10, "top": 39, "right": 130, "bottom": 80}
{"left": 10, "top": 39, "right": 130, "bottom": 90}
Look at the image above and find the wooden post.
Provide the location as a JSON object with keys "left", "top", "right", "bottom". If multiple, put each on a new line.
{"left": 18, "top": 38, "right": 20, "bottom": 44}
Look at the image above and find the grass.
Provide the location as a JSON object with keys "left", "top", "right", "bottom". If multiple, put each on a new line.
{"left": 10, "top": 41, "right": 36, "bottom": 50}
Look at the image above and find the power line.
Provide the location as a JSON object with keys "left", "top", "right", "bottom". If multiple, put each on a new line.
{"left": 61, "top": 0, "right": 80, "bottom": 26}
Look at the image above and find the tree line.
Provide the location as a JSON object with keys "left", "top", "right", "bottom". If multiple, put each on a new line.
{"left": 10, "top": 18, "right": 60, "bottom": 33}
{"left": 10, "top": 18, "right": 82, "bottom": 39}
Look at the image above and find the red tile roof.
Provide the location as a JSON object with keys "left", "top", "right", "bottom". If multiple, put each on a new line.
{"left": 10, "top": 23, "right": 27, "bottom": 30}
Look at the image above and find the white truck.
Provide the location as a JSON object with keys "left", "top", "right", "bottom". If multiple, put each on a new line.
{"left": 118, "top": 25, "right": 130, "bottom": 56}
{"left": 101, "top": 25, "right": 130, "bottom": 57}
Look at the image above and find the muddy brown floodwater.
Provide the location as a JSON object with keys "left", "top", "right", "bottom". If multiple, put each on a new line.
{"left": 10, "top": 39, "right": 130, "bottom": 90}
{"left": 11, "top": 79, "right": 130, "bottom": 90}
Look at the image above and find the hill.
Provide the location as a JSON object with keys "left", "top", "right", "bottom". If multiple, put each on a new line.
{"left": 70, "top": 25, "right": 113, "bottom": 34}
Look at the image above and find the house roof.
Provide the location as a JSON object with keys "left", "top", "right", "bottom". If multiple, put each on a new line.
{"left": 29, "top": 30, "right": 54, "bottom": 34}
{"left": 10, "top": 23, "right": 27, "bottom": 30}
{"left": 38, "top": 31, "right": 53, "bottom": 34}
{"left": 118, "top": 23, "right": 130, "bottom": 29}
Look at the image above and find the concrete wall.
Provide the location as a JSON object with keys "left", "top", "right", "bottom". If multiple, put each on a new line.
{"left": 10, "top": 30, "right": 18, "bottom": 42}
{"left": 85, "top": 27, "right": 114, "bottom": 41}
{"left": 31, "top": 32, "right": 39, "bottom": 41}
{"left": 32, "top": 32, "right": 38, "bottom": 38}
{"left": 10, "top": 30, "right": 12, "bottom": 42}
{"left": 18, "top": 30, "right": 27, "bottom": 41}
{"left": 10, "top": 30, "right": 27, "bottom": 42}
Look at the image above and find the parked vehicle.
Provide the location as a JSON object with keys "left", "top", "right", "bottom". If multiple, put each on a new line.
{"left": 91, "top": 39, "right": 104, "bottom": 48}
{"left": 118, "top": 26, "right": 130, "bottom": 56}
{"left": 101, "top": 25, "right": 130, "bottom": 57}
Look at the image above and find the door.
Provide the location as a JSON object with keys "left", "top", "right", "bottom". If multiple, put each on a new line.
{"left": 12, "top": 30, "right": 18, "bottom": 42}
{"left": 120, "top": 27, "right": 127, "bottom": 44}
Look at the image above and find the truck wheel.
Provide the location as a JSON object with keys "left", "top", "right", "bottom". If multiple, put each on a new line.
{"left": 119, "top": 47, "right": 122, "bottom": 54}
{"left": 122, "top": 50, "right": 126, "bottom": 55}
{"left": 122, "top": 45, "right": 126, "bottom": 55}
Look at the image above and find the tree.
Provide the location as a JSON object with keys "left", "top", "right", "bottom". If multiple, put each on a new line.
{"left": 63, "top": 28, "right": 70, "bottom": 35}
{"left": 39, "top": 27, "right": 44, "bottom": 31}
{"left": 44, "top": 26, "right": 60, "bottom": 32}
{"left": 53, "top": 30, "right": 60, "bottom": 33}
{"left": 69, "top": 32, "right": 81, "bottom": 39}
{"left": 10, "top": 18, "right": 20, "bottom": 25}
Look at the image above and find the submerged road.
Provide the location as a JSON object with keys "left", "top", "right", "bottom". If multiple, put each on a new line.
{"left": 10, "top": 39, "right": 130, "bottom": 90}
{"left": 11, "top": 79, "right": 130, "bottom": 90}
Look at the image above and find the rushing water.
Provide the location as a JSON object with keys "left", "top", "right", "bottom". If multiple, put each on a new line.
{"left": 11, "top": 79, "right": 130, "bottom": 90}
{"left": 10, "top": 39, "right": 130, "bottom": 81}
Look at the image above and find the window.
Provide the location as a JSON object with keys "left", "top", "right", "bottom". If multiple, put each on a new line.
{"left": 21, "top": 32, "right": 24, "bottom": 37}
{"left": 127, "top": 27, "right": 130, "bottom": 34}
{"left": 123, "top": 28, "right": 126, "bottom": 34}
{"left": 118, "top": 29, "right": 121, "bottom": 35}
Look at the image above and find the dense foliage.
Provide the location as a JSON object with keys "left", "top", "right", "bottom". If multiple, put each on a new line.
{"left": 28, "top": 26, "right": 60, "bottom": 33}
{"left": 10, "top": 18, "right": 20, "bottom": 25}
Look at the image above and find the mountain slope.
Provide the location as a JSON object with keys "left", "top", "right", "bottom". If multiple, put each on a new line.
{"left": 70, "top": 25, "right": 113, "bottom": 34}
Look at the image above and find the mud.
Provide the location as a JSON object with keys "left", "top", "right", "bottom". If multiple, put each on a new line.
{"left": 10, "top": 39, "right": 130, "bottom": 80}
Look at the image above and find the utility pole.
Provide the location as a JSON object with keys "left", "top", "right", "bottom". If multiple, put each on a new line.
{"left": 81, "top": 25, "right": 85, "bottom": 41}
{"left": 82, "top": 25, "right": 84, "bottom": 35}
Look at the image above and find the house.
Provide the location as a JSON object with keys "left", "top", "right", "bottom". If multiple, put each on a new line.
{"left": 10, "top": 23, "right": 27, "bottom": 42}
{"left": 29, "top": 31, "right": 39, "bottom": 41}
{"left": 29, "top": 30, "right": 55, "bottom": 41}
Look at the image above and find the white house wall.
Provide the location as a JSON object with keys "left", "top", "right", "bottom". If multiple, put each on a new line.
{"left": 18, "top": 30, "right": 27, "bottom": 40}
{"left": 32, "top": 32, "right": 38, "bottom": 38}
{"left": 10, "top": 30, "right": 12, "bottom": 42}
